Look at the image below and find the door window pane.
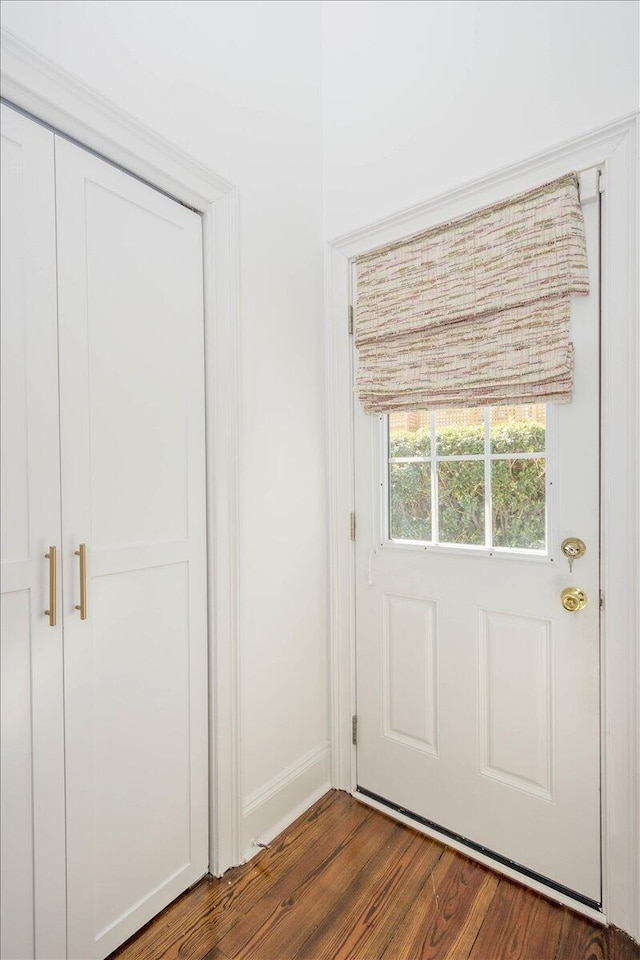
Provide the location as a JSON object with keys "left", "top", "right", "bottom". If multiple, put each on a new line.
{"left": 492, "top": 458, "right": 546, "bottom": 549}
{"left": 389, "top": 412, "right": 430, "bottom": 458}
{"left": 389, "top": 462, "right": 431, "bottom": 541}
{"left": 435, "top": 408, "right": 484, "bottom": 456}
{"left": 438, "top": 461, "right": 485, "bottom": 545}
{"left": 490, "top": 404, "right": 545, "bottom": 454}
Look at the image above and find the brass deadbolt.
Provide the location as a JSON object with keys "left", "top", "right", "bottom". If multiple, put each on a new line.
{"left": 561, "top": 538, "right": 586, "bottom": 561}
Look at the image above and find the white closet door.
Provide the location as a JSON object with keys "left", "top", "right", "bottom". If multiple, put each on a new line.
{"left": 55, "top": 136, "right": 209, "bottom": 959}
{"left": 1, "top": 105, "right": 67, "bottom": 960}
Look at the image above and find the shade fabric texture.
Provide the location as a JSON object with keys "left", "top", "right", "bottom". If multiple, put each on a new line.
{"left": 354, "top": 172, "right": 589, "bottom": 413}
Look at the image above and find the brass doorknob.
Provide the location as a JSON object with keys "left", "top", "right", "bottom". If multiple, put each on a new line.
{"left": 561, "top": 587, "right": 587, "bottom": 612}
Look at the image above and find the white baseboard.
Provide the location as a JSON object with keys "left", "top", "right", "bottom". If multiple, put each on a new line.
{"left": 241, "top": 743, "right": 331, "bottom": 862}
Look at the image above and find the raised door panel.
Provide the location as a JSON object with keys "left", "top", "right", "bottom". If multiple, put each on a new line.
{"left": 478, "top": 610, "right": 552, "bottom": 800}
{"left": 383, "top": 595, "right": 438, "bottom": 756}
{"left": 0, "top": 104, "right": 66, "bottom": 960}
{"left": 54, "top": 135, "right": 208, "bottom": 960}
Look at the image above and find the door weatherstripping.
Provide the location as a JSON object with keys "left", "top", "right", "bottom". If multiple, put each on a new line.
{"left": 356, "top": 786, "right": 601, "bottom": 912}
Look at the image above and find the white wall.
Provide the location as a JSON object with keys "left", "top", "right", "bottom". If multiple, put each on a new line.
{"left": 0, "top": 0, "right": 329, "bottom": 855}
{"left": 322, "top": 0, "right": 639, "bottom": 237}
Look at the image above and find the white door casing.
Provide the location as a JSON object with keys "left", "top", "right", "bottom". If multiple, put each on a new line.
{"left": 354, "top": 182, "right": 601, "bottom": 903}
{"left": 0, "top": 103, "right": 67, "bottom": 960}
{"left": 54, "top": 136, "right": 209, "bottom": 959}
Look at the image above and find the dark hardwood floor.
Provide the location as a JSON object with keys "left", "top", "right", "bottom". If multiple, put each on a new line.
{"left": 110, "top": 790, "right": 640, "bottom": 960}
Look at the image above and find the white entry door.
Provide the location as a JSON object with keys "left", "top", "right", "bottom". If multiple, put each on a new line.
{"left": 354, "top": 175, "right": 601, "bottom": 905}
{"left": 55, "top": 137, "right": 209, "bottom": 958}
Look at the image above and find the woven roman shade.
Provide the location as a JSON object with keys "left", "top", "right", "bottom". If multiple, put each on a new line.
{"left": 354, "top": 172, "right": 589, "bottom": 413}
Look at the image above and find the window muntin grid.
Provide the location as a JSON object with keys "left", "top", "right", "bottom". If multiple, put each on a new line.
{"left": 388, "top": 405, "right": 547, "bottom": 553}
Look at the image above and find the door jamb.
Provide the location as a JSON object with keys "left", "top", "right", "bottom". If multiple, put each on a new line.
{"left": 325, "top": 114, "right": 639, "bottom": 937}
{"left": 0, "top": 28, "right": 244, "bottom": 875}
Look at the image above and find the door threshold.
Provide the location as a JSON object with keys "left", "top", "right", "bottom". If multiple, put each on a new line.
{"left": 355, "top": 787, "right": 605, "bottom": 925}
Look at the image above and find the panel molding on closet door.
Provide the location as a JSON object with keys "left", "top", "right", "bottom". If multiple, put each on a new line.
{"left": 0, "top": 104, "right": 67, "bottom": 960}
{"left": 54, "top": 135, "right": 209, "bottom": 960}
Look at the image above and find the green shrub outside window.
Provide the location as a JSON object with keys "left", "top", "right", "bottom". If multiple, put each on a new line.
{"left": 389, "top": 420, "right": 546, "bottom": 549}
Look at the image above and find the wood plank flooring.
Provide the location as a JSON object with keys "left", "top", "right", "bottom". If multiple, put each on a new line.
{"left": 109, "top": 791, "right": 640, "bottom": 960}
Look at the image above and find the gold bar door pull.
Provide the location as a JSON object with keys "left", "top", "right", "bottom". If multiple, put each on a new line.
{"left": 44, "top": 546, "right": 57, "bottom": 627}
{"left": 75, "top": 543, "right": 87, "bottom": 620}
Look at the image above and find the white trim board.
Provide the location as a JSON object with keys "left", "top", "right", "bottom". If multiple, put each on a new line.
{"left": 0, "top": 27, "right": 243, "bottom": 877}
{"left": 325, "top": 114, "right": 639, "bottom": 938}
{"left": 241, "top": 743, "right": 331, "bottom": 862}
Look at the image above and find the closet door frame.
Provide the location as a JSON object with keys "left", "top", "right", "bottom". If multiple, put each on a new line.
{"left": 0, "top": 32, "right": 244, "bottom": 876}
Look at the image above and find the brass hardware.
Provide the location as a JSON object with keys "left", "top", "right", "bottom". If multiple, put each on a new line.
{"left": 561, "top": 537, "right": 586, "bottom": 572}
{"left": 561, "top": 586, "right": 587, "bottom": 612}
{"left": 44, "top": 546, "right": 57, "bottom": 627}
{"left": 75, "top": 543, "right": 87, "bottom": 620}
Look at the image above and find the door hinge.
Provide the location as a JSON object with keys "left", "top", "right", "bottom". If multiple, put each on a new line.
{"left": 598, "top": 171, "right": 606, "bottom": 194}
{"left": 599, "top": 589, "right": 605, "bottom": 608}
{"left": 348, "top": 304, "right": 354, "bottom": 335}
{"left": 352, "top": 715, "right": 358, "bottom": 745}
{"left": 350, "top": 511, "right": 356, "bottom": 541}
